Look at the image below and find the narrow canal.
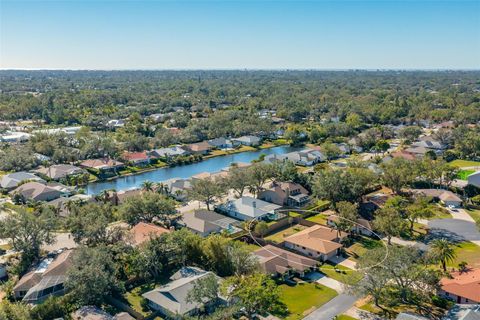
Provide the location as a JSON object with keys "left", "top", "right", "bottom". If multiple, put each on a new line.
{"left": 86, "top": 145, "right": 302, "bottom": 194}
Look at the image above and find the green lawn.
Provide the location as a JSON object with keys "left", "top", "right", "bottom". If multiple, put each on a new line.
{"left": 265, "top": 224, "right": 308, "bottom": 243}
{"left": 336, "top": 315, "right": 358, "bottom": 320}
{"left": 450, "top": 159, "right": 480, "bottom": 168}
{"left": 345, "top": 236, "right": 384, "bottom": 261}
{"left": 277, "top": 282, "right": 338, "bottom": 320}
{"left": 466, "top": 209, "right": 480, "bottom": 224}
{"left": 237, "top": 241, "right": 261, "bottom": 253}
{"left": 124, "top": 283, "right": 158, "bottom": 317}
{"left": 319, "top": 263, "right": 363, "bottom": 284}
{"left": 306, "top": 213, "right": 328, "bottom": 225}
{"left": 447, "top": 241, "right": 480, "bottom": 268}
{"left": 429, "top": 207, "right": 453, "bottom": 220}
{"left": 456, "top": 169, "right": 475, "bottom": 180}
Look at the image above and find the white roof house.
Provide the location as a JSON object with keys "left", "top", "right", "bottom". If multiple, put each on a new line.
{"left": 216, "top": 196, "right": 282, "bottom": 221}
{"left": 264, "top": 149, "right": 325, "bottom": 166}
{"left": 0, "top": 131, "right": 31, "bottom": 143}
{"left": 142, "top": 267, "right": 221, "bottom": 316}
{"left": 150, "top": 146, "right": 189, "bottom": 158}
{"left": 1, "top": 172, "right": 45, "bottom": 189}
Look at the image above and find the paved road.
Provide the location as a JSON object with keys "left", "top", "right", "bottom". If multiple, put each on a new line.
{"left": 428, "top": 218, "right": 480, "bottom": 245}
{"left": 303, "top": 294, "right": 357, "bottom": 320}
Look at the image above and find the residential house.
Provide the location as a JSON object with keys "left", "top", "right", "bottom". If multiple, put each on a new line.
{"left": 443, "top": 304, "right": 480, "bottom": 320}
{"left": 34, "top": 164, "right": 84, "bottom": 180}
{"left": 13, "top": 250, "right": 73, "bottom": 303}
{"left": 0, "top": 131, "right": 31, "bottom": 143}
{"left": 283, "top": 225, "right": 347, "bottom": 261}
{"left": 390, "top": 150, "right": 417, "bottom": 161}
{"left": 207, "top": 137, "right": 229, "bottom": 149}
{"left": 46, "top": 194, "right": 93, "bottom": 217}
{"left": 106, "top": 119, "right": 125, "bottom": 128}
{"left": 439, "top": 268, "right": 480, "bottom": 304}
{"left": 122, "top": 151, "right": 151, "bottom": 166}
{"left": 10, "top": 181, "right": 64, "bottom": 202}
{"left": 108, "top": 189, "right": 143, "bottom": 206}
{"left": 327, "top": 215, "right": 374, "bottom": 236}
{"left": 411, "top": 189, "right": 462, "bottom": 208}
{"left": 129, "top": 222, "right": 171, "bottom": 246}
{"left": 258, "top": 181, "right": 310, "bottom": 207}
{"left": 179, "top": 209, "right": 241, "bottom": 236}
{"left": 72, "top": 306, "right": 135, "bottom": 320}
{"left": 412, "top": 136, "right": 447, "bottom": 150}
{"left": 149, "top": 146, "right": 189, "bottom": 159}
{"left": 264, "top": 149, "right": 325, "bottom": 166}
{"left": 231, "top": 135, "right": 261, "bottom": 147}
{"left": 404, "top": 146, "right": 434, "bottom": 158}
{"left": 80, "top": 159, "right": 125, "bottom": 172}
{"left": 164, "top": 178, "right": 192, "bottom": 201}
{"left": 1, "top": 172, "right": 45, "bottom": 190}
{"left": 467, "top": 171, "right": 480, "bottom": 189}
{"left": 186, "top": 141, "right": 213, "bottom": 155}
{"left": 142, "top": 267, "right": 223, "bottom": 317}
{"left": 216, "top": 196, "right": 282, "bottom": 221}
{"left": 191, "top": 171, "right": 228, "bottom": 181}
{"left": 254, "top": 245, "right": 318, "bottom": 278}
{"left": 33, "top": 126, "right": 81, "bottom": 136}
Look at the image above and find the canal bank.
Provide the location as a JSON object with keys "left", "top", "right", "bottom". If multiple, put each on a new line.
{"left": 86, "top": 145, "right": 302, "bottom": 195}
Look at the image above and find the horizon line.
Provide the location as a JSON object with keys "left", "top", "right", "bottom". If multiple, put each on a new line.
{"left": 1, "top": 68, "right": 480, "bottom": 72}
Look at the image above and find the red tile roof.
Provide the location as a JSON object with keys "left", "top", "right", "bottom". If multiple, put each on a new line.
{"left": 441, "top": 268, "right": 480, "bottom": 303}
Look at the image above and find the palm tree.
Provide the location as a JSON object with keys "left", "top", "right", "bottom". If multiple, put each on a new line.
{"left": 141, "top": 180, "right": 154, "bottom": 192}
{"left": 430, "top": 238, "right": 456, "bottom": 272}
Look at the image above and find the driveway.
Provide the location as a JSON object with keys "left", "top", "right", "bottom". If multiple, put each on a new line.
{"left": 303, "top": 294, "right": 357, "bottom": 320}
{"left": 328, "top": 256, "right": 357, "bottom": 270}
{"left": 446, "top": 208, "right": 476, "bottom": 223}
{"left": 427, "top": 219, "right": 480, "bottom": 246}
{"left": 306, "top": 272, "right": 344, "bottom": 293}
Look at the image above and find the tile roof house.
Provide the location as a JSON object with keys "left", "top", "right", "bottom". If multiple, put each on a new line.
{"left": 264, "top": 149, "right": 325, "bottom": 166}
{"left": 283, "top": 225, "right": 347, "bottom": 261}
{"left": 164, "top": 178, "right": 192, "bottom": 201}
{"left": 13, "top": 249, "right": 74, "bottom": 303}
{"left": 327, "top": 215, "right": 374, "bottom": 236}
{"left": 129, "top": 222, "right": 171, "bottom": 246}
{"left": 10, "top": 181, "right": 64, "bottom": 202}
{"left": 390, "top": 150, "right": 417, "bottom": 161}
{"left": 1, "top": 171, "right": 45, "bottom": 189}
{"left": 179, "top": 209, "right": 241, "bottom": 236}
{"left": 216, "top": 196, "right": 282, "bottom": 221}
{"left": 142, "top": 267, "right": 222, "bottom": 316}
{"left": 121, "top": 151, "right": 151, "bottom": 166}
{"left": 34, "top": 164, "right": 84, "bottom": 180}
{"left": 411, "top": 189, "right": 462, "bottom": 208}
{"left": 186, "top": 141, "right": 213, "bottom": 155}
{"left": 258, "top": 181, "right": 310, "bottom": 207}
{"left": 46, "top": 194, "right": 93, "bottom": 217}
{"left": 80, "top": 159, "right": 125, "bottom": 172}
{"left": 412, "top": 137, "right": 447, "bottom": 150}
{"left": 149, "top": 146, "right": 190, "bottom": 158}
{"left": 254, "top": 244, "right": 318, "bottom": 277}
{"left": 72, "top": 306, "right": 135, "bottom": 320}
{"left": 439, "top": 268, "right": 480, "bottom": 304}
{"left": 231, "top": 135, "right": 261, "bottom": 146}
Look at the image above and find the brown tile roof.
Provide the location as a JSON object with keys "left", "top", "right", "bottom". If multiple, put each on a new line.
{"left": 187, "top": 141, "right": 212, "bottom": 152}
{"left": 284, "top": 225, "right": 346, "bottom": 255}
{"left": 254, "top": 245, "right": 318, "bottom": 274}
{"left": 80, "top": 159, "right": 124, "bottom": 170}
{"left": 391, "top": 150, "right": 417, "bottom": 161}
{"left": 122, "top": 151, "right": 149, "bottom": 162}
{"left": 441, "top": 268, "right": 480, "bottom": 302}
{"left": 130, "top": 222, "right": 171, "bottom": 246}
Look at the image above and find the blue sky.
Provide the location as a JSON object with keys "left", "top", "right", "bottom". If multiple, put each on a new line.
{"left": 1, "top": 0, "right": 479, "bottom": 69}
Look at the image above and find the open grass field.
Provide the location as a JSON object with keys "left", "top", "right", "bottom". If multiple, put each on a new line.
{"left": 306, "top": 213, "right": 328, "bottom": 225}
{"left": 277, "top": 282, "right": 338, "bottom": 320}
{"left": 336, "top": 315, "right": 358, "bottom": 320}
{"left": 456, "top": 169, "right": 475, "bottom": 180}
{"left": 265, "top": 224, "right": 308, "bottom": 243}
{"left": 346, "top": 236, "right": 384, "bottom": 261}
{"left": 319, "top": 263, "right": 363, "bottom": 284}
{"left": 450, "top": 159, "right": 480, "bottom": 168}
{"left": 447, "top": 241, "right": 480, "bottom": 268}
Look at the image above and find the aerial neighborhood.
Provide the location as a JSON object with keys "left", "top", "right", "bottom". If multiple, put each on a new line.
{"left": 0, "top": 71, "right": 480, "bottom": 320}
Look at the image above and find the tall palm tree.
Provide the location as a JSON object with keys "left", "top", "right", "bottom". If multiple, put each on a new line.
{"left": 141, "top": 180, "right": 154, "bottom": 192}
{"left": 430, "top": 238, "right": 456, "bottom": 272}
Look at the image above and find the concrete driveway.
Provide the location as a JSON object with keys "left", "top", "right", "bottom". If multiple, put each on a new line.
{"left": 303, "top": 294, "right": 357, "bottom": 320}
{"left": 306, "top": 272, "right": 344, "bottom": 293}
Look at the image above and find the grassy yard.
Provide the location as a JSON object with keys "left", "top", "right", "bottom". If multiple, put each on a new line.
{"left": 429, "top": 206, "right": 452, "bottom": 220}
{"left": 466, "top": 209, "right": 480, "bottom": 224}
{"left": 319, "top": 263, "right": 363, "bottom": 284}
{"left": 336, "top": 315, "right": 358, "bottom": 320}
{"left": 450, "top": 159, "right": 480, "bottom": 168}
{"left": 277, "top": 282, "right": 338, "bottom": 320}
{"left": 123, "top": 282, "right": 159, "bottom": 317}
{"left": 306, "top": 213, "right": 328, "bottom": 225}
{"left": 456, "top": 169, "right": 475, "bottom": 180}
{"left": 236, "top": 241, "right": 261, "bottom": 253}
{"left": 447, "top": 241, "right": 480, "bottom": 268}
{"left": 265, "top": 224, "right": 308, "bottom": 243}
{"left": 346, "top": 236, "right": 384, "bottom": 261}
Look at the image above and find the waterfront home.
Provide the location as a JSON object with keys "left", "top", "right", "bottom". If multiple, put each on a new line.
{"left": 179, "top": 209, "right": 241, "bottom": 236}
{"left": 264, "top": 149, "right": 325, "bottom": 166}
{"left": 13, "top": 249, "right": 73, "bottom": 303}
{"left": 231, "top": 135, "right": 261, "bottom": 146}
{"left": 327, "top": 215, "right": 374, "bottom": 236}
{"left": 410, "top": 189, "right": 462, "bottom": 208}
{"left": 191, "top": 171, "right": 228, "bottom": 181}
{"left": 467, "top": 171, "right": 480, "bottom": 188}
{"left": 108, "top": 189, "right": 143, "bottom": 206}
{"left": 439, "top": 268, "right": 480, "bottom": 304}
{"left": 186, "top": 141, "right": 213, "bottom": 155}
{"left": 254, "top": 245, "right": 318, "bottom": 278}
{"left": 216, "top": 196, "right": 282, "bottom": 221}
{"left": 142, "top": 267, "right": 223, "bottom": 317}
{"left": 10, "top": 181, "right": 64, "bottom": 202}
{"left": 164, "top": 178, "right": 192, "bottom": 201}
{"left": 34, "top": 164, "right": 84, "bottom": 180}
{"left": 1, "top": 172, "right": 45, "bottom": 190}
{"left": 80, "top": 158, "right": 125, "bottom": 172}
{"left": 149, "top": 146, "right": 190, "bottom": 158}
{"left": 129, "top": 222, "right": 171, "bottom": 246}
{"left": 46, "top": 194, "right": 93, "bottom": 217}
{"left": 207, "top": 137, "right": 229, "bottom": 149}
{"left": 121, "top": 151, "right": 151, "bottom": 166}
{"left": 283, "top": 225, "right": 347, "bottom": 261}
{"left": 258, "top": 181, "right": 310, "bottom": 207}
